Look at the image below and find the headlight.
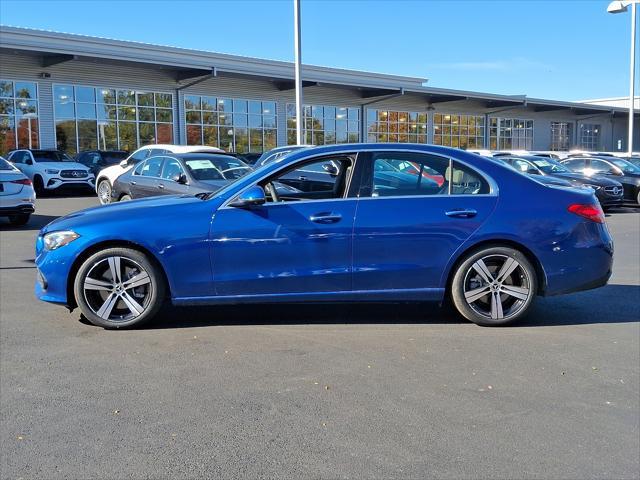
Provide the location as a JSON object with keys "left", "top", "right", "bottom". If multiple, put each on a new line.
{"left": 45, "top": 169, "right": 60, "bottom": 175}
{"left": 582, "top": 184, "right": 601, "bottom": 191}
{"left": 43, "top": 230, "right": 80, "bottom": 250}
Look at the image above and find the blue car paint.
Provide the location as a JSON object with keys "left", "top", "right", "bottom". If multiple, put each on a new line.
{"left": 35, "top": 144, "right": 613, "bottom": 309}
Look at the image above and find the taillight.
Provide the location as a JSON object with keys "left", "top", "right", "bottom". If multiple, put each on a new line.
{"left": 568, "top": 203, "right": 605, "bottom": 224}
{"left": 10, "top": 178, "right": 32, "bottom": 186}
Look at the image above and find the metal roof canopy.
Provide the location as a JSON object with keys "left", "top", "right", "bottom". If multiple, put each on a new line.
{"left": 0, "top": 25, "right": 631, "bottom": 115}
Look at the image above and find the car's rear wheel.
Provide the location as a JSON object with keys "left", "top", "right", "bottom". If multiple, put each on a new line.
{"left": 451, "top": 246, "right": 537, "bottom": 326}
{"left": 8, "top": 213, "right": 30, "bottom": 226}
{"left": 73, "top": 247, "right": 165, "bottom": 328}
{"left": 119, "top": 194, "right": 132, "bottom": 202}
{"left": 97, "top": 179, "right": 112, "bottom": 205}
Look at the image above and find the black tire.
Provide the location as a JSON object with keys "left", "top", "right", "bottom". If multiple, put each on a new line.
{"left": 33, "top": 175, "right": 44, "bottom": 196}
{"left": 119, "top": 194, "right": 132, "bottom": 202}
{"left": 97, "top": 179, "right": 112, "bottom": 205}
{"left": 8, "top": 213, "right": 30, "bottom": 226}
{"left": 450, "top": 246, "right": 537, "bottom": 326}
{"left": 73, "top": 247, "right": 166, "bottom": 328}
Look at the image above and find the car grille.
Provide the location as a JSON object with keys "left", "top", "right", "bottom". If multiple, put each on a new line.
{"left": 604, "top": 186, "right": 623, "bottom": 197}
{"left": 60, "top": 170, "right": 88, "bottom": 179}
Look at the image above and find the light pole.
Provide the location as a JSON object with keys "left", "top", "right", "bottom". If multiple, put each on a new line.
{"left": 293, "top": 0, "right": 303, "bottom": 145}
{"left": 608, "top": 0, "right": 638, "bottom": 154}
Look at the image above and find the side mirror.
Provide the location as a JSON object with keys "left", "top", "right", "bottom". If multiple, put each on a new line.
{"left": 120, "top": 160, "right": 128, "bottom": 168}
{"left": 25, "top": 159, "right": 33, "bottom": 165}
{"left": 229, "top": 185, "right": 266, "bottom": 208}
{"left": 322, "top": 163, "right": 339, "bottom": 176}
{"left": 171, "top": 173, "right": 188, "bottom": 184}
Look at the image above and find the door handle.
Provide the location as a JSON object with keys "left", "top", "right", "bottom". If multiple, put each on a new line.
{"left": 158, "top": 183, "right": 165, "bottom": 189}
{"left": 131, "top": 181, "right": 136, "bottom": 185}
{"left": 445, "top": 209, "right": 477, "bottom": 218}
{"left": 298, "top": 175, "right": 308, "bottom": 181}
{"left": 310, "top": 212, "right": 342, "bottom": 224}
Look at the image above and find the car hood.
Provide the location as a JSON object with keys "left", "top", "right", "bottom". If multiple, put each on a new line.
{"left": 39, "top": 161, "right": 90, "bottom": 171}
{"left": 551, "top": 172, "right": 621, "bottom": 186}
{"left": 40, "top": 194, "right": 218, "bottom": 234}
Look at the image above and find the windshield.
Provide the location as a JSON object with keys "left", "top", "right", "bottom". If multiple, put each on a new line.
{"left": 103, "top": 152, "right": 128, "bottom": 164}
{"left": 185, "top": 155, "right": 252, "bottom": 181}
{"left": 33, "top": 150, "right": 74, "bottom": 162}
{"left": 0, "top": 157, "right": 14, "bottom": 170}
{"left": 611, "top": 158, "right": 640, "bottom": 174}
{"left": 530, "top": 157, "right": 570, "bottom": 174}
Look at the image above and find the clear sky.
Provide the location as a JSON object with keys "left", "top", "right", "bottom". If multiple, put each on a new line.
{"left": 0, "top": 0, "right": 636, "bottom": 102}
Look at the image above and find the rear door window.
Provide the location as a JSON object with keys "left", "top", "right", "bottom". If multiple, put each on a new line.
{"left": 139, "top": 157, "right": 163, "bottom": 177}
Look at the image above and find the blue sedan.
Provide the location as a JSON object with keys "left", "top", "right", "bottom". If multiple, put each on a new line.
{"left": 35, "top": 144, "right": 613, "bottom": 328}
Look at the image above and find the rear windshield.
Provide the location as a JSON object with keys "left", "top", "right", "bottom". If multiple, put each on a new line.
{"left": 530, "top": 157, "right": 570, "bottom": 174}
{"left": 185, "top": 155, "right": 252, "bottom": 181}
{"left": 0, "top": 157, "right": 14, "bottom": 170}
{"left": 33, "top": 150, "right": 74, "bottom": 162}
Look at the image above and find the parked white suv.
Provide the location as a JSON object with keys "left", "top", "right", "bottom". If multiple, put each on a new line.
{"left": 0, "top": 156, "right": 36, "bottom": 225}
{"left": 7, "top": 149, "right": 94, "bottom": 195}
{"left": 95, "top": 144, "right": 224, "bottom": 204}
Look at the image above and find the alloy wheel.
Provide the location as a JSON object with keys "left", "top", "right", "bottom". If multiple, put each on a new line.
{"left": 83, "top": 256, "right": 152, "bottom": 322}
{"left": 98, "top": 180, "right": 111, "bottom": 204}
{"left": 462, "top": 254, "right": 532, "bottom": 321}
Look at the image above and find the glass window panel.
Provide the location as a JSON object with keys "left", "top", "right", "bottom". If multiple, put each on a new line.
{"left": 218, "top": 98, "right": 232, "bottom": 112}
{"left": 97, "top": 104, "right": 117, "bottom": 120}
{"left": 54, "top": 85, "right": 74, "bottom": 103}
{"left": 248, "top": 114, "right": 262, "bottom": 128}
{"left": 155, "top": 93, "right": 172, "bottom": 108}
{"left": 97, "top": 121, "right": 118, "bottom": 150}
{"left": 185, "top": 95, "right": 200, "bottom": 110}
{"left": 97, "top": 88, "right": 116, "bottom": 104}
{"left": 203, "top": 126, "right": 218, "bottom": 147}
{"left": 219, "top": 127, "right": 234, "bottom": 151}
{"left": 78, "top": 120, "right": 98, "bottom": 150}
{"left": 235, "top": 128, "right": 249, "bottom": 153}
{"left": 54, "top": 100, "right": 74, "bottom": 119}
{"left": 248, "top": 101, "right": 262, "bottom": 115}
{"left": 55, "top": 120, "right": 77, "bottom": 154}
{"left": 16, "top": 117, "right": 39, "bottom": 149}
{"left": 118, "top": 106, "right": 137, "bottom": 121}
{"left": 234, "top": 113, "right": 248, "bottom": 127}
{"left": 186, "top": 111, "right": 201, "bottom": 124}
{"left": 118, "top": 122, "right": 137, "bottom": 151}
{"left": 202, "top": 111, "right": 217, "bottom": 125}
{"left": 0, "top": 99, "right": 14, "bottom": 115}
{"left": 186, "top": 124, "right": 202, "bottom": 145}
{"left": 0, "top": 115, "right": 16, "bottom": 152}
{"left": 233, "top": 99, "right": 247, "bottom": 114}
{"left": 137, "top": 92, "right": 154, "bottom": 106}
{"left": 77, "top": 103, "right": 96, "bottom": 119}
{"left": 15, "top": 82, "right": 37, "bottom": 99}
{"left": 139, "top": 123, "right": 156, "bottom": 145}
{"left": 0, "top": 81, "right": 13, "bottom": 98}
{"left": 76, "top": 86, "right": 95, "bottom": 103}
{"left": 264, "top": 129, "right": 276, "bottom": 150}
{"left": 138, "top": 107, "right": 154, "bottom": 122}
{"left": 156, "top": 108, "right": 172, "bottom": 123}
{"left": 117, "top": 90, "right": 135, "bottom": 105}
{"left": 262, "top": 101, "right": 276, "bottom": 115}
{"left": 219, "top": 112, "right": 233, "bottom": 125}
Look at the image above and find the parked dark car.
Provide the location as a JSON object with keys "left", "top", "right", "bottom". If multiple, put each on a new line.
{"left": 111, "top": 153, "right": 252, "bottom": 201}
{"left": 232, "top": 153, "right": 261, "bottom": 165}
{"left": 497, "top": 155, "right": 624, "bottom": 209}
{"left": 560, "top": 156, "right": 640, "bottom": 205}
{"left": 75, "top": 150, "right": 129, "bottom": 176}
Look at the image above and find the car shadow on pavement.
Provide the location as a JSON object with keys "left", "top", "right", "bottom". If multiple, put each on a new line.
{"left": 135, "top": 283, "right": 639, "bottom": 330}
{"left": 0, "top": 214, "right": 60, "bottom": 231}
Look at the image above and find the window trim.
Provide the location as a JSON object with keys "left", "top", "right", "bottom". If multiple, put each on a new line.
{"left": 221, "top": 147, "right": 498, "bottom": 209}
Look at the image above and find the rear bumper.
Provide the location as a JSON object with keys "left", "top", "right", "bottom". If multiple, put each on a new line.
{"left": 0, "top": 204, "right": 35, "bottom": 216}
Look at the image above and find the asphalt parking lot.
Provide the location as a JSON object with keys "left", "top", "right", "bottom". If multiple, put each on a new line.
{"left": 1, "top": 195, "right": 639, "bottom": 479}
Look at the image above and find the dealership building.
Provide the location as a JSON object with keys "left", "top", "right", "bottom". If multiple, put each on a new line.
{"left": 0, "top": 25, "right": 637, "bottom": 156}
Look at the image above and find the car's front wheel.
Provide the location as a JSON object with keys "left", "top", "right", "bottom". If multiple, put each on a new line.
{"left": 450, "top": 246, "right": 537, "bottom": 326}
{"left": 97, "top": 179, "right": 112, "bottom": 205}
{"left": 8, "top": 213, "right": 30, "bottom": 226}
{"left": 73, "top": 247, "right": 165, "bottom": 328}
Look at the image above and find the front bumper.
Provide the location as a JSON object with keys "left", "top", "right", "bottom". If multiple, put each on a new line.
{"left": 45, "top": 177, "right": 95, "bottom": 190}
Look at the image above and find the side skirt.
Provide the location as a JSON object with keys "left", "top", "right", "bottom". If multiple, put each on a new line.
{"left": 172, "top": 288, "right": 446, "bottom": 306}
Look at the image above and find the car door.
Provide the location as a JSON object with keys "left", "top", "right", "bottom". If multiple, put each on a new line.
{"left": 158, "top": 156, "right": 190, "bottom": 196}
{"left": 352, "top": 150, "right": 498, "bottom": 293}
{"left": 133, "top": 156, "right": 164, "bottom": 197}
{"left": 210, "top": 154, "right": 358, "bottom": 296}
{"left": 560, "top": 158, "right": 587, "bottom": 174}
